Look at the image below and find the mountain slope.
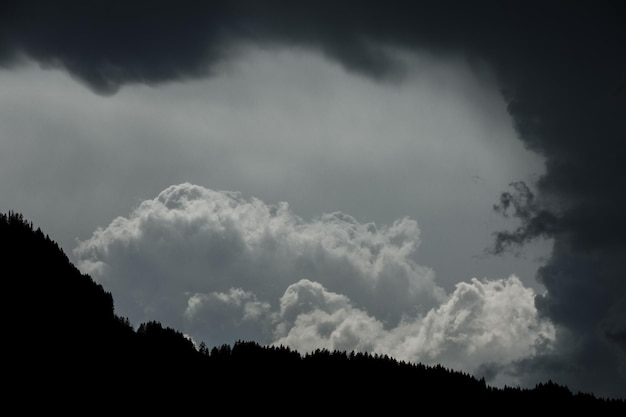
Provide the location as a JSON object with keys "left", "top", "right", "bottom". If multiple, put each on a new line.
{"left": 1, "top": 211, "right": 624, "bottom": 412}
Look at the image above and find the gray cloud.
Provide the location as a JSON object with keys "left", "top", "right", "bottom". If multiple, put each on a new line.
{"left": 5, "top": 2, "right": 620, "bottom": 96}
{"left": 484, "top": 7, "right": 626, "bottom": 396}
{"left": 0, "top": 1, "right": 240, "bottom": 95}
{"left": 0, "top": 49, "right": 542, "bottom": 294}
{"left": 74, "top": 183, "right": 553, "bottom": 387}
{"left": 492, "top": 181, "right": 559, "bottom": 254}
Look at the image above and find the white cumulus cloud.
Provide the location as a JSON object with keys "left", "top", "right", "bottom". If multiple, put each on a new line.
{"left": 75, "top": 182, "right": 443, "bottom": 339}
{"left": 387, "top": 276, "right": 556, "bottom": 372}
{"left": 74, "top": 182, "right": 554, "bottom": 384}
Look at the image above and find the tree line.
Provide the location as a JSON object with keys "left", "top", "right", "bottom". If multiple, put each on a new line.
{"left": 1, "top": 211, "right": 624, "bottom": 413}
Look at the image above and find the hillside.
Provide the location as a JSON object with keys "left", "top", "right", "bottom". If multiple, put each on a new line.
{"left": 1, "top": 211, "right": 624, "bottom": 412}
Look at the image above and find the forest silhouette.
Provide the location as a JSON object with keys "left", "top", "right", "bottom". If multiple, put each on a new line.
{"left": 2, "top": 211, "right": 624, "bottom": 412}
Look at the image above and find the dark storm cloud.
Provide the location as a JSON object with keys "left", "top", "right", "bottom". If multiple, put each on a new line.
{"left": 0, "top": 0, "right": 239, "bottom": 94}
{"left": 479, "top": 2, "right": 626, "bottom": 397}
{"left": 2, "top": 1, "right": 603, "bottom": 92}
{"left": 492, "top": 181, "right": 559, "bottom": 254}
{"left": 3, "top": 0, "right": 626, "bottom": 398}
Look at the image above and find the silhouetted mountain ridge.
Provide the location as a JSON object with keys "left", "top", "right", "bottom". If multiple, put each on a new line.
{"left": 2, "top": 211, "right": 624, "bottom": 412}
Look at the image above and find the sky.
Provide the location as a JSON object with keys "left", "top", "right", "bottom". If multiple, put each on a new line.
{"left": 1, "top": 0, "right": 625, "bottom": 399}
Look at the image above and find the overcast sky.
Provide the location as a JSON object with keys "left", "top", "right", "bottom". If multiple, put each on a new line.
{"left": 1, "top": 0, "right": 624, "bottom": 399}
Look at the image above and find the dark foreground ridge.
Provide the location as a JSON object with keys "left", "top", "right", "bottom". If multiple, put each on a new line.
{"left": 2, "top": 211, "right": 624, "bottom": 412}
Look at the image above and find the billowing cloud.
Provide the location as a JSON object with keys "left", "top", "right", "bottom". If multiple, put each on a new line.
{"left": 273, "top": 279, "right": 387, "bottom": 354}
{"left": 390, "top": 276, "right": 555, "bottom": 374}
{"left": 74, "top": 183, "right": 553, "bottom": 387}
{"left": 75, "top": 182, "right": 444, "bottom": 331}
{"left": 272, "top": 275, "right": 554, "bottom": 381}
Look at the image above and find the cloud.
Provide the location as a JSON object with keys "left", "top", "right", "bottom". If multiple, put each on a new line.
{"left": 74, "top": 182, "right": 445, "bottom": 335}
{"left": 184, "top": 288, "right": 275, "bottom": 347}
{"left": 272, "top": 279, "right": 387, "bottom": 354}
{"left": 75, "top": 184, "right": 443, "bottom": 324}
{"left": 74, "top": 182, "right": 553, "bottom": 387}
{"left": 491, "top": 181, "right": 559, "bottom": 254}
{"left": 0, "top": 1, "right": 240, "bottom": 95}
{"left": 272, "top": 275, "right": 555, "bottom": 380}
{"left": 393, "top": 276, "right": 555, "bottom": 373}
{"left": 6, "top": 2, "right": 621, "bottom": 97}
{"left": 485, "top": 7, "right": 626, "bottom": 395}
{"left": 0, "top": 44, "right": 545, "bottom": 294}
